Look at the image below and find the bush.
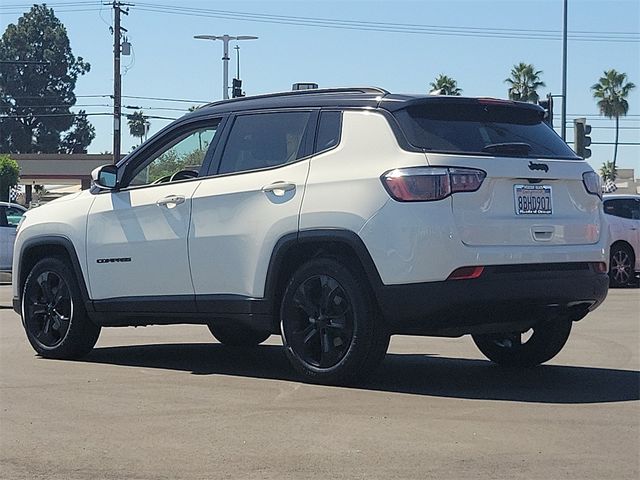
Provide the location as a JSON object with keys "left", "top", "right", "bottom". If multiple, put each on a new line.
{"left": 0, "top": 155, "right": 20, "bottom": 202}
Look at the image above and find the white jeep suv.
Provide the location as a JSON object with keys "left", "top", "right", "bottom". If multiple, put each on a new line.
{"left": 12, "top": 87, "right": 609, "bottom": 384}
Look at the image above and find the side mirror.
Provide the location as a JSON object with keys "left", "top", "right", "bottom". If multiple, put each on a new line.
{"left": 91, "top": 164, "right": 118, "bottom": 191}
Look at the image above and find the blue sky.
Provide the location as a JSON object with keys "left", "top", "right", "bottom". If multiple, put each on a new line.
{"left": 1, "top": 0, "right": 639, "bottom": 172}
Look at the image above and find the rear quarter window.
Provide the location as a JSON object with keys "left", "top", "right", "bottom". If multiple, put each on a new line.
{"left": 315, "top": 111, "right": 342, "bottom": 154}
{"left": 393, "top": 102, "right": 580, "bottom": 160}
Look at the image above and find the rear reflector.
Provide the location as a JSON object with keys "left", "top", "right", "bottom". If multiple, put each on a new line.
{"left": 592, "top": 262, "right": 607, "bottom": 273}
{"left": 447, "top": 266, "right": 485, "bottom": 280}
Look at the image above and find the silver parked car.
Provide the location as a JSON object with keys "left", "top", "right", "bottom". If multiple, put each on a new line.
{"left": 0, "top": 201, "right": 27, "bottom": 271}
{"left": 603, "top": 194, "right": 640, "bottom": 287}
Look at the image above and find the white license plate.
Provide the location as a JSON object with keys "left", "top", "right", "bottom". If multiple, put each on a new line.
{"left": 514, "top": 185, "right": 552, "bottom": 215}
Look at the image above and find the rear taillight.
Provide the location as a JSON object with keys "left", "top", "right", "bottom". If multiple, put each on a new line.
{"left": 381, "top": 167, "right": 486, "bottom": 202}
{"left": 582, "top": 171, "right": 602, "bottom": 199}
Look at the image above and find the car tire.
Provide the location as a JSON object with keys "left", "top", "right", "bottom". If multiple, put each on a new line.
{"left": 280, "top": 257, "right": 390, "bottom": 385}
{"left": 472, "top": 318, "right": 572, "bottom": 367}
{"left": 207, "top": 323, "right": 271, "bottom": 347}
{"left": 22, "top": 257, "right": 101, "bottom": 359}
{"left": 609, "top": 244, "right": 635, "bottom": 288}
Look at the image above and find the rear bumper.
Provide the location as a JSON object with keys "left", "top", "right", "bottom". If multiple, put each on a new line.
{"left": 376, "top": 263, "right": 609, "bottom": 336}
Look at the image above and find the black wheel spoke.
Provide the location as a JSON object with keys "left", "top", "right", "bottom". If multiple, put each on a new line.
{"left": 38, "top": 272, "right": 55, "bottom": 303}
{"left": 53, "top": 283, "right": 68, "bottom": 307}
{"left": 30, "top": 303, "right": 47, "bottom": 317}
{"left": 303, "top": 325, "right": 318, "bottom": 344}
{"left": 293, "top": 283, "right": 317, "bottom": 317}
{"left": 320, "top": 330, "right": 330, "bottom": 353}
{"left": 327, "top": 315, "right": 346, "bottom": 330}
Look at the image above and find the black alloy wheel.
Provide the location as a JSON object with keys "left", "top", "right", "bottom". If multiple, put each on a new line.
{"left": 281, "top": 257, "right": 389, "bottom": 385}
{"left": 472, "top": 318, "right": 572, "bottom": 367}
{"left": 609, "top": 245, "right": 635, "bottom": 287}
{"left": 287, "top": 274, "right": 354, "bottom": 369}
{"left": 24, "top": 270, "right": 72, "bottom": 349}
{"left": 22, "top": 257, "right": 100, "bottom": 358}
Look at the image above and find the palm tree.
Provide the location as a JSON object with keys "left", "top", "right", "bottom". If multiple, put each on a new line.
{"left": 127, "top": 111, "right": 149, "bottom": 146}
{"left": 591, "top": 69, "right": 636, "bottom": 173}
{"left": 505, "top": 63, "right": 545, "bottom": 102}
{"left": 429, "top": 74, "right": 462, "bottom": 96}
{"left": 599, "top": 160, "right": 617, "bottom": 182}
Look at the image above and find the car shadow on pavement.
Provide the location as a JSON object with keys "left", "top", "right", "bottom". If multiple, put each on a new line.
{"left": 81, "top": 343, "right": 640, "bottom": 404}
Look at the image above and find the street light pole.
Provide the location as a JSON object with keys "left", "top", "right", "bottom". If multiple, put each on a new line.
{"left": 561, "top": 0, "right": 568, "bottom": 141}
{"left": 194, "top": 34, "right": 258, "bottom": 100}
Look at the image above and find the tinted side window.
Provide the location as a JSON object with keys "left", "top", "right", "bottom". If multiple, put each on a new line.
{"left": 315, "top": 111, "right": 342, "bottom": 153}
{"left": 604, "top": 199, "right": 635, "bottom": 219}
{"left": 218, "top": 111, "right": 312, "bottom": 175}
{"left": 129, "top": 123, "right": 220, "bottom": 186}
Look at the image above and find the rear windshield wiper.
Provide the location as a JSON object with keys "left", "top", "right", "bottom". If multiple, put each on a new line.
{"left": 481, "top": 142, "right": 532, "bottom": 156}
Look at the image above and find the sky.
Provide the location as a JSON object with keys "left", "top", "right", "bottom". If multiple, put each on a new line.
{"left": 1, "top": 0, "right": 639, "bottom": 173}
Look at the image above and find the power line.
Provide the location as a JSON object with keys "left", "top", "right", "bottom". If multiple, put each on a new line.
{"left": 133, "top": 3, "right": 640, "bottom": 43}
{"left": 1, "top": 112, "right": 178, "bottom": 120}
{"left": 2, "top": 1, "right": 637, "bottom": 43}
{"left": 122, "top": 94, "right": 209, "bottom": 103}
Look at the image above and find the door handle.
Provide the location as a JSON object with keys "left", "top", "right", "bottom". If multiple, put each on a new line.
{"left": 261, "top": 181, "right": 296, "bottom": 196}
{"left": 156, "top": 195, "right": 186, "bottom": 208}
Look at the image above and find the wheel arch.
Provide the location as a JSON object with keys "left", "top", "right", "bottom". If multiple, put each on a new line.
{"left": 16, "top": 236, "right": 92, "bottom": 314}
{"left": 264, "top": 229, "right": 384, "bottom": 329}
{"left": 610, "top": 239, "right": 635, "bottom": 260}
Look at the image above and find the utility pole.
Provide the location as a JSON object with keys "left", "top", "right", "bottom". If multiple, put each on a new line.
{"left": 107, "top": 1, "right": 131, "bottom": 163}
{"left": 194, "top": 34, "right": 258, "bottom": 100}
{"left": 561, "top": 0, "right": 568, "bottom": 140}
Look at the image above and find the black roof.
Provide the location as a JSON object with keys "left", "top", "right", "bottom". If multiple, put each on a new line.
{"left": 184, "top": 86, "right": 544, "bottom": 120}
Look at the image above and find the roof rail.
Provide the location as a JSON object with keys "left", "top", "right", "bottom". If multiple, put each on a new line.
{"left": 202, "top": 86, "right": 389, "bottom": 108}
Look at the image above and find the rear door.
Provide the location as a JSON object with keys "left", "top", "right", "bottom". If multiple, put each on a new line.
{"left": 392, "top": 99, "right": 602, "bottom": 247}
{"left": 189, "top": 109, "right": 316, "bottom": 302}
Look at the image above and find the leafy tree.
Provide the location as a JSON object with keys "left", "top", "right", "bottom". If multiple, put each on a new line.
{"left": 591, "top": 69, "right": 636, "bottom": 173}
{"left": 599, "top": 160, "right": 617, "bottom": 182}
{"left": 0, "top": 4, "right": 92, "bottom": 153}
{"left": 0, "top": 155, "right": 20, "bottom": 202}
{"left": 429, "top": 74, "right": 462, "bottom": 96}
{"left": 60, "top": 110, "right": 95, "bottom": 153}
{"left": 505, "top": 63, "right": 545, "bottom": 102}
{"left": 127, "top": 110, "right": 149, "bottom": 145}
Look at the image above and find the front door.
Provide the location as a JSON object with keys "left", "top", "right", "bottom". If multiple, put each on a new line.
{"left": 86, "top": 119, "right": 222, "bottom": 302}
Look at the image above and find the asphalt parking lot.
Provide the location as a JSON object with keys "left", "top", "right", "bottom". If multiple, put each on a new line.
{"left": 1, "top": 285, "right": 638, "bottom": 480}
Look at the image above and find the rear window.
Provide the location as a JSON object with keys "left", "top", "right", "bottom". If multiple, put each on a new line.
{"left": 393, "top": 102, "right": 580, "bottom": 159}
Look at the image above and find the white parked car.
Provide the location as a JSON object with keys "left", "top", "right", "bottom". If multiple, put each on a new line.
{"left": 603, "top": 194, "right": 640, "bottom": 287}
{"left": 12, "top": 88, "right": 609, "bottom": 384}
{"left": 0, "top": 201, "right": 26, "bottom": 271}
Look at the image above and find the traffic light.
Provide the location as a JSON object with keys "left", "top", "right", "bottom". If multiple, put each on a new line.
{"left": 573, "top": 117, "right": 592, "bottom": 159}
{"left": 538, "top": 94, "right": 553, "bottom": 127}
{"left": 232, "top": 78, "right": 244, "bottom": 98}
